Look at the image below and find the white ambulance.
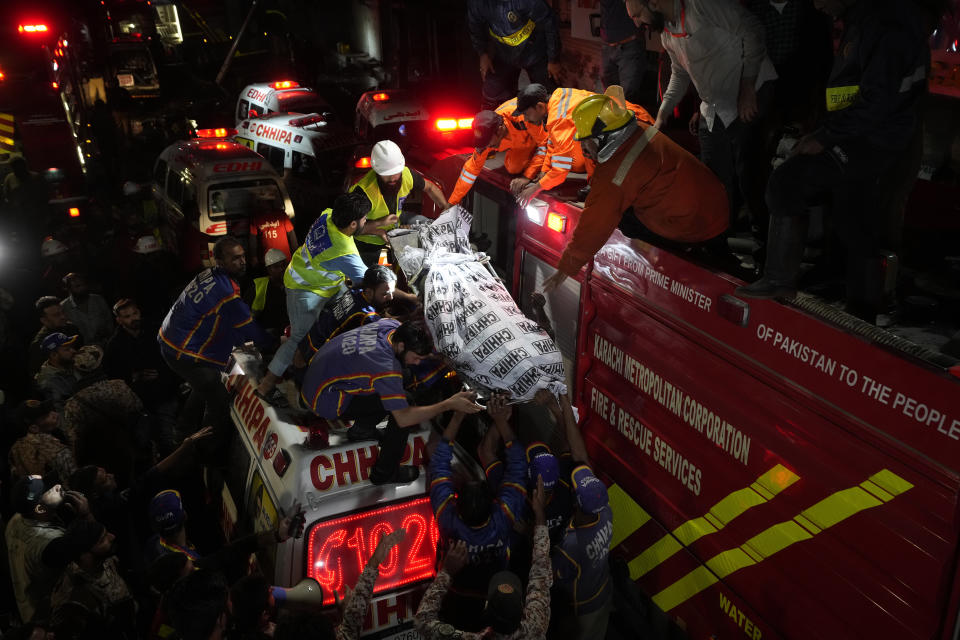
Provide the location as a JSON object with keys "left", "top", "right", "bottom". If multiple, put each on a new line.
{"left": 151, "top": 136, "right": 294, "bottom": 270}
{"left": 233, "top": 111, "right": 358, "bottom": 196}
{"left": 220, "top": 349, "right": 476, "bottom": 638}
{"left": 235, "top": 81, "right": 335, "bottom": 126}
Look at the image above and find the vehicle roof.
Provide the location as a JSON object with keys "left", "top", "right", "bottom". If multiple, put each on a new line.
{"left": 160, "top": 139, "right": 278, "bottom": 177}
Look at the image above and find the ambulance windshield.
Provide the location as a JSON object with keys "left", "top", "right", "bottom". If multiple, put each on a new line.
{"left": 208, "top": 179, "right": 283, "bottom": 220}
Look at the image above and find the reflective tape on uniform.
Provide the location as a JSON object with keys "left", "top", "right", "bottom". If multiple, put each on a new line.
{"left": 488, "top": 19, "right": 536, "bottom": 47}
{"left": 535, "top": 146, "right": 547, "bottom": 156}
{"left": 460, "top": 169, "right": 477, "bottom": 184}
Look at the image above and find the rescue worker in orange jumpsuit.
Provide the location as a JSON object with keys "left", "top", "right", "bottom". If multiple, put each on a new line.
{"left": 447, "top": 98, "right": 542, "bottom": 207}
{"left": 540, "top": 94, "right": 729, "bottom": 294}
{"left": 511, "top": 84, "right": 655, "bottom": 207}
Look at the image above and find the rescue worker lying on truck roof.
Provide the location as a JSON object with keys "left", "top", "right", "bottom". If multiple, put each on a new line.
{"left": 350, "top": 140, "right": 451, "bottom": 265}
{"left": 159, "top": 237, "right": 273, "bottom": 449}
{"left": 510, "top": 83, "right": 654, "bottom": 207}
{"left": 447, "top": 99, "right": 542, "bottom": 207}
{"left": 300, "top": 319, "right": 482, "bottom": 485}
{"left": 295, "top": 264, "right": 414, "bottom": 365}
{"left": 429, "top": 395, "right": 529, "bottom": 624}
{"left": 540, "top": 93, "right": 729, "bottom": 294}
{"left": 255, "top": 192, "right": 384, "bottom": 407}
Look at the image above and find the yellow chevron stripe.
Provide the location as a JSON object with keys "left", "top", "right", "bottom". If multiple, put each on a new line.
{"left": 0, "top": 123, "right": 13, "bottom": 134}
{"left": 627, "top": 465, "right": 799, "bottom": 579}
{"left": 0, "top": 113, "right": 13, "bottom": 123}
{"left": 651, "top": 469, "right": 912, "bottom": 612}
{"left": 0, "top": 135, "right": 15, "bottom": 148}
{"left": 608, "top": 484, "right": 651, "bottom": 549}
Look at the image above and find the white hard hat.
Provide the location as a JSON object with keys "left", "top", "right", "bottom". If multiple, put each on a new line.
{"left": 264, "top": 248, "right": 287, "bottom": 268}
{"left": 370, "top": 140, "right": 405, "bottom": 176}
{"left": 41, "top": 237, "right": 68, "bottom": 258}
{"left": 122, "top": 181, "right": 141, "bottom": 196}
{"left": 133, "top": 235, "right": 161, "bottom": 254}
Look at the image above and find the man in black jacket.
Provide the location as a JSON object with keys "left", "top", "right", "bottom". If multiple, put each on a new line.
{"left": 739, "top": 0, "right": 929, "bottom": 323}
{"left": 468, "top": 0, "right": 563, "bottom": 109}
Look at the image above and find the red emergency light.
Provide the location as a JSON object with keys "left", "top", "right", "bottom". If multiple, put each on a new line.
{"left": 195, "top": 128, "right": 237, "bottom": 138}
{"left": 288, "top": 114, "right": 324, "bottom": 127}
{"left": 435, "top": 118, "right": 473, "bottom": 132}
{"left": 546, "top": 211, "right": 567, "bottom": 233}
{"left": 18, "top": 24, "right": 49, "bottom": 34}
{"left": 51, "top": 82, "right": 58, "bottom": 90}
{"left": 271, "top": 80, "right": 298, "bottom": 89}
{"left": 307, "top": 497, "right": 439, "bottom": 606}
{"left": 371, "top": 92, "right": 390, "bottom": 102}
{"left": 68, "top": 207, "right": 80, "bottom": 218}
{"left": 354, "top": 156, "right": 372, "bottom": 169}
{"left": 0, "top": 71, "right": 4, "bottom": 81}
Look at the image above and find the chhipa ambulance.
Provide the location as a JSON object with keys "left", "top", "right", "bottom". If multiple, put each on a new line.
{"left": 233, "top": 111, "right": 358, "bottom": 196}
{"left": 218, "top": 349, "right": 478, "bottom": 637}
{"left": 236, "top": 81, "right": 335, "bottom": 126}
{"left": 151, "top": 136, "right": 294, "bottom": 269}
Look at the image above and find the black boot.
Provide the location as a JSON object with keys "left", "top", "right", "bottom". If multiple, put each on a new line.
{"left": 736, "top": 216, "right": 806, "bottom": 299}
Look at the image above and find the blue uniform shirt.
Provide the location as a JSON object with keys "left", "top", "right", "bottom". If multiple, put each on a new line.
{"left": 300, "top": 319, "right": 408, "bottom": 418}
{"left": 158, "top": 267, "right": 268, "bottom": 368}
{"left": 552, "top": 465, "right": 613, "bottom": 615}
{"left": 298, "top": 287, "right": 380, "bottom": 362}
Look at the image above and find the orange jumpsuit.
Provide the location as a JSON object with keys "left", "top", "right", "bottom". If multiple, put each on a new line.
{"left": 448, "top": 98, "right": 541, "bottom": 206}
{"left": 556, "top": 124, "right": 729, "bottom": 277}
{"left": 526, "top": 88, "right": 655, "bottom": 192}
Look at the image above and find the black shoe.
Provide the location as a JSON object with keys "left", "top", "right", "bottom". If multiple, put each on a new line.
{"left": 371, "top": 465, "right": 420, "bottom": 485}
{"left": 346, "top": 423, "right": 381, "bottom": 442}
{"left": 254, "top": 387, "right": 290, "bottom": 408}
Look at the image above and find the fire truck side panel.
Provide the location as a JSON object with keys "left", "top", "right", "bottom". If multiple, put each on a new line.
{"left": 580, "top": 277, "right": 958, "bottom": 639}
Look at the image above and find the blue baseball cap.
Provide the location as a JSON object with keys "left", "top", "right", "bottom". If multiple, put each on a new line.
{"left": 150, "top": 489, "right": 186, "bottom": 536}
{"left": 571, "top": 465, "right": 608, "bottom": 514}
{"left": 41, "top": 332, "right": 77, "bottom": 353}
{"left": 526, "top": 443, "right": 559, "bottom": 492}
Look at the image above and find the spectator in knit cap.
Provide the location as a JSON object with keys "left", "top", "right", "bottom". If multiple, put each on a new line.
{"left": 9, "top": 399, "right": 76, "bottom": 482}
{"left": 61, "top": 273, "right": 113, "bottom": 346}
{"left": 64, "top": 345, "right": 144, "bottom": 483}
{"left": 29, "top": 296, "right": 81, "bottom": 376}
{"left": 35, "top": 332, "right": 79, "bottom": 410}
{"left": 5, "top": 475, "right": 92, "bottom": 622}
{"left": 48, "top": 519, "right": 136, "bottom": 637}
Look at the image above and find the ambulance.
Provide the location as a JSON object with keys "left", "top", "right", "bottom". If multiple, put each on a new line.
{"left": 219, "top": 349, "right": 478, "bottom": 638}
{"left": 151, "top": 136, "right": 294, "bottom": 269}
{"left": 235, "top": 81, "right": 336, "bottom": 126}
{"left": 233, "top": 111, "right": 358, "bottom": 197}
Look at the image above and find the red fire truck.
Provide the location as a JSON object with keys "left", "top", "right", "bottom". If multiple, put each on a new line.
{"left": 415, "top": 149, "right": 960, "bottom": 640}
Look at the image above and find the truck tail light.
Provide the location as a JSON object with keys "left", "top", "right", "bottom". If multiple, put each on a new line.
{"left": 546, "top": 212, "right": 566, "bottom": 233}
{"left": 196, "top": 128, "right": 237, "bottom": 138}
{"left": 18, "top": 24, "right": 49, "bottom": 33}
{"left": 434, "top": 118, "right": 473, "bottom": 132}
{"left": 307, "top": 497, "right": 439, "bottom": 605}
{"left": 371, "top": 92, "right": 389, "bottom": 102}
{"left": 354, "top": 156, "right": 371, "bottom": 169}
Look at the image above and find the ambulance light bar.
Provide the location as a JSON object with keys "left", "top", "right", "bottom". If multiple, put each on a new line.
{"left": 355, "top": 156, "right": 372, "bottom": 169}
{"left": 196, "top": 128, "right": 237, "bottom": 138}
{"left": 371, "top": 92, "right": 389, "bottom": 102}
{"left": 434, "top": 117, "right": 474, "bottom": 132}
{"left": 18, "top": 24, "right": 49, "bottom": 33}
{"left": 307, "top": 497, "right": 439, "bottom": 606}
{"left": 288, "top": 114, "right": 325, "bottom": 127}
{"left": 271, "top": 80, "right": 298, "bottom": 89}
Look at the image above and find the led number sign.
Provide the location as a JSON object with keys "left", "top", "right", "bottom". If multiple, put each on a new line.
{"left": 307, "top": 497, "right": 439, "bottom": 605}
